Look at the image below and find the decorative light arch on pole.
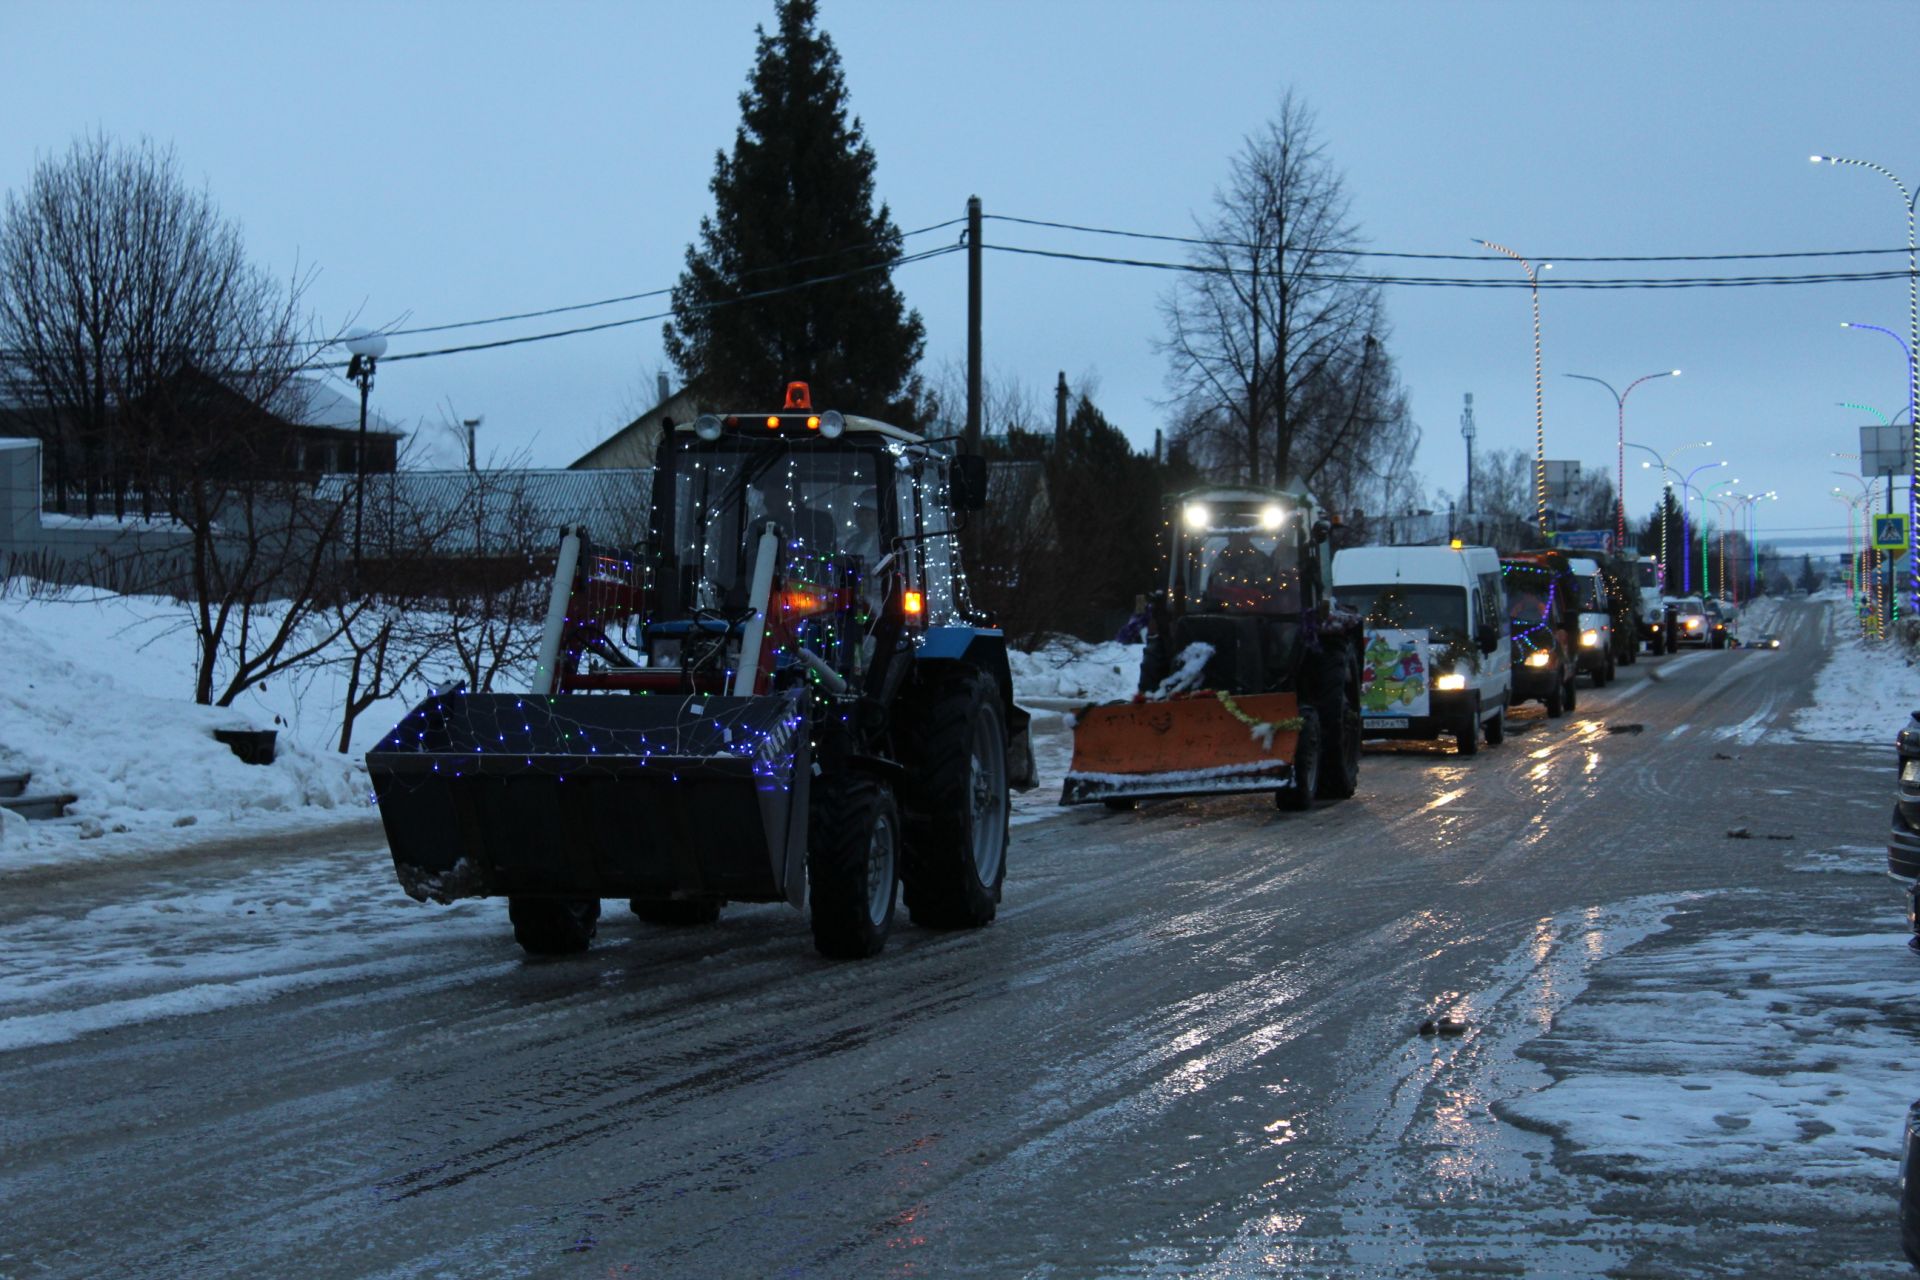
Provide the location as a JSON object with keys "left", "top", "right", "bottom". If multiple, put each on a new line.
{"left": 1566, "top": 369, "right": 1680, "bottom": 552}
{"left": 1477, "top": 239, "right": 1551, "bottom": 538}
{"left": 1816, "top": 152, "right": 1920, "bottom": 614}
{"left": 1627, "top": 438, "right": 1711, "bottom": 587}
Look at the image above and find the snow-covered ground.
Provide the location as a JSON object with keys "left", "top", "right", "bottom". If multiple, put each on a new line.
{"left": 1793, "top": 598, "right": 1920, "bottom": 745}
{"left": 0, "top": 590, "right": 397, "bottom": 869}
{"left": 1502, "top": 912, "right": 1913, "bottom": 1218}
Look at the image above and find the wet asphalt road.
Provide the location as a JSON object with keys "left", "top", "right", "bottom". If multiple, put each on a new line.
{"left": 0, "top": 599, "right": 1905, "bottom": 1279}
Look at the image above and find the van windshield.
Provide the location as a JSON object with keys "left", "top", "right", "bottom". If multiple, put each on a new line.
{"left": 1338, "top": 583, "right": 1468, "bottom": 646}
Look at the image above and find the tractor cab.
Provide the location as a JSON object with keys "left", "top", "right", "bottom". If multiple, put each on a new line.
{"left": 1143, "top": 486, "right": 1330, "bottom": 696}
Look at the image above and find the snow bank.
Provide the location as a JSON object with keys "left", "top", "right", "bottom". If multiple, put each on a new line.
{"left": 0, "top": 592, "right": 408, "bottom": 869}
{"left": 1793, "top": 605, "right": 1920, "bottom": 745}
{"left": 1006, "top": 639, "right": 1144, "bottom": 826}
{"left": 1504, "top": 927, "right": 1914, "bottom": 1210}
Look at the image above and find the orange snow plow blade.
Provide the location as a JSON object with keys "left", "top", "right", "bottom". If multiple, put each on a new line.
{"left": 1060, "top": 692, "right": 1303, "bottom": 805}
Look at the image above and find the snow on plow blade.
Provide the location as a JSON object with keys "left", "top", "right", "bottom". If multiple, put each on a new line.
{"left": 1061, "top": 692, "right": 1303, "bottom": 804}
{"left": 366, "top": 689, "right": 810, "bottom": 907}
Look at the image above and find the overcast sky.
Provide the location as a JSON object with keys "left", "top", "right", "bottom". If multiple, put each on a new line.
{"left": 4, "top": 0, "right": 1918, "bottom": 553}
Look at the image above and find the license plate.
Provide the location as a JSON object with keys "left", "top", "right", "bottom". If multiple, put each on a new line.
{"left": 1368, "top": 717, "right": 1410, "bottom": 729}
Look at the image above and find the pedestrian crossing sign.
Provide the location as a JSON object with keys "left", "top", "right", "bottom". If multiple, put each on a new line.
{"left": 1873, "top": 513, "right": 1909, "bottom": 552}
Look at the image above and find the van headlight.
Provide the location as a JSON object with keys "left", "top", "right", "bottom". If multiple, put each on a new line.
{"left": 1581, "top": 629, "right": 1600, "bottom": 647}
{"left": 1525, "top": 651, "right": 1553, "bottom": 668}
{"left": 1435, "top": 673, "right": 1467, "bottom": 691}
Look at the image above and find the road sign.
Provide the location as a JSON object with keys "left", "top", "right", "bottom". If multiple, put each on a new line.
{"left": 1861, "top": 423, "right": 1908, "bottom": 477}
{"left": 1552, "top": 529, "right": 1613, "bottom": 552}
{"left": 1873, "top": 512, "right": 1909, "bottom": 552}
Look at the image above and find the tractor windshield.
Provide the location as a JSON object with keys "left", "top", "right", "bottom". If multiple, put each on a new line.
{"left": 1182, "top": 521, "right": 1303, "bottom": 615}
{"left": 666, "top": 440, "right": 883, "bottom": 613}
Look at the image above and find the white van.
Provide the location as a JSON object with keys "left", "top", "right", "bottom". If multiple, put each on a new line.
{"left": 1565, "top": 557, "right": 1615, "bottom": 686}
{"left": 1331, "top": 544, "right": 1512, "bottom": 755}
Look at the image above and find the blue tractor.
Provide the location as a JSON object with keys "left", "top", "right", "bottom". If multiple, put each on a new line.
{"left": 367, "top": 385, "right": 1034, "bottom": 958}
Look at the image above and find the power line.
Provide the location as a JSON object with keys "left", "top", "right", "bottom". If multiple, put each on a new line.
{"left": 984, "top": 241, "right": 1914, "bottom": 288}
{"left": 378, "top": 243, "right": 963, "bottom": 365}
{"left": 985, "top": 212, "right": 1915, "bottom": 264}
{"left": 384, "top": 214, "right": 969, "bottom": 340}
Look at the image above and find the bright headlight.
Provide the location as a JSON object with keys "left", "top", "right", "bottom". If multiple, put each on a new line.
{"left": 1581, "top": 629, "right": 1600, "bottom": 647}
{"left": 1526, "top": 651, "right": 1553, "bottom": 668}
{"left": 1685, "top": 617, "right": 1702, "bottom": 630}
{"left": 1436, "top": 673, "right": 1467, "bottom": 691}
{"left": 1183, "top": 503, "right": 1211, "bottom": 531}
{"left": 1259, "top": 503, "right": 1284, "bottom": 530}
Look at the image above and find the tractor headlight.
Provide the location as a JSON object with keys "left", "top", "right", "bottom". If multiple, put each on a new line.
{"left": 1581, "top": 629, "right": 1600, "bottom": 647}
{"left": 1182, "top": 503, "right": 1211, "bottom": 531}
{"left": 1259, "top": 503, "right": 1285, "bottom": 530}
{"left": 819, "top": 409, "right": 845, "bottom": 438}
{"left": 1435, "top": 673, "right": 1468, "bottom": 691}
{"left": 1526, "top": 651, "right": 1553, "bottom": 668}
{"left": 693, "top": 413, "right": 723, "bottom": 442}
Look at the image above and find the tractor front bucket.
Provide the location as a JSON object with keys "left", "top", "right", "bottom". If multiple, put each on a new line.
{"left": 1061, "top": 692, "right": 1303, "bottom": 805}
{"left": 367, "top": 688, "right": 810, "bottom": 907}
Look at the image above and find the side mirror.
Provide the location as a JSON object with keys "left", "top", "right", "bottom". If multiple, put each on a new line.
{"left": 948, "top": 454, "right": 988, "bottom": 511}
{"left": 1477, "top": 623, "right": 1499, "bottom": 655}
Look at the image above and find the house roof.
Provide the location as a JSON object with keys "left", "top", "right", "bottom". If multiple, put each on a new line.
{"left": 314, "top": 468, "right": 652, "bottom": 556}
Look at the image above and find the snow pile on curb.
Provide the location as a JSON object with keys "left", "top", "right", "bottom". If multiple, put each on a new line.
{"left": 1793, "top": 607, "right": 1920, "bottom": 745}
{"left": 1006, "top": 639, "right": 1143, "bottom": 706}
{"left": 1503, "top": 928, "right": 1912, "bottom": 1212}
{"left": 0, "top": 594, "right": 374, "bottom": 868}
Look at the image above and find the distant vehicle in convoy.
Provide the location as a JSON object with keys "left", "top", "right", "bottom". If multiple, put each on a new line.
{"left": 1670, "top": 595, "right": 1711, "bottom": 648}
{"left": 1331, "top": 543, "right": 1511, "bottom": 754}
{"left": 1565, "top": 556, "right": 1615, "bottom": 686}
{"left": 1502, "top": 555, "right": 1579, "bottom": 716}
{"left": 1630, "top": 555, "right": 1674, "bottom": 655}
{"left": 1753, "top": 633, "right": 1781, "bottom": 650}
{"left": 1703, "top": 598, "right": 1732, "bottom": 649}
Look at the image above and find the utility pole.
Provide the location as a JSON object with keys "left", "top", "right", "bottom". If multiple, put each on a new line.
{"left": 1460, "top": 392, "right": 1477, "bottom": 515}
{"left": 965, "top": 195, "right": 982, "bottom": 453}
{"left": 1054, "top": 371, "right": 1068, "bottom": 452}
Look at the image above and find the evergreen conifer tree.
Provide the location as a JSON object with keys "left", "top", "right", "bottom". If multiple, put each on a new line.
{"left": 664, "top": 0, "right": 926, "bottom": 422}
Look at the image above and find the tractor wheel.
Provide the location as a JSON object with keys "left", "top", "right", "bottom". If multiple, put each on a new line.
{"left": 509, "top": 897, "right": 600, "bottom": 956}
{"left": 630, "top": 899, "right": 722, "bottom": 925}
{"left": 1484, "top": 705, "right": 1506, "bottom": 746}
{"left": 807, "top": 774, "right": 899, "bottom": 959}
{"left": 1605, "top": 654, "right": 1617, "bottom": 683}
{"left": 1564, "top": 671, "right": 1578, "bottom": 712}
{"left": 1277, "top": 706, "right": 1321, "bottom": 811}
{"left": 900, "top": 673, "right": 1008, "bottom": 930}
{"left": 1316, "top": 699, "right": 1361, "bottom": 800}
{"left": 1545, "top": 678, "right": 1565, "bottom": 718}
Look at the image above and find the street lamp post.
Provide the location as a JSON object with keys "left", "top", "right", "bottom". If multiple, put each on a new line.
{"left": 343, "top": 327, "right": 389, "bottom": 578}
{"left": 1674, "top": 459, "right": 1729, "bottom": 593}
{"left": 1565, "top": 369, "right": 1681, "bottom": 552}
{"left": 1816, "top": 153, "right": 1920, "bottom": 612}
{"left": 1477, "top": 239, "right": 1551, "bottom": 537}
{"left": 1627, "top": 438, "right": 1711, "bottom": 588}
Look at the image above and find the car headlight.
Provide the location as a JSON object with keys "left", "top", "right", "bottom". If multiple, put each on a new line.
{"left": 1436, "top": 673, "right": 1468, "bottom": 691}
{"left": 1526, "top": 651, "right": 1553, "bottom": 668}
{"left": 1580, "top": 629, "right": 1600, "bottom": 647}
{"left": 1650, "top": 624, "right": 1661, "bottom": 632}
{"left": 1685, "top": 617, "right": 1702, "bottom": 630}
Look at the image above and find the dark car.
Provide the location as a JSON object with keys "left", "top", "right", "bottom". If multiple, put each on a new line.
{"left": 1753, "top": 632, "right": 1781, "bottom": 650}
{"left": 1703, "top": 599, "right": 1732, "bottom": 649}
{"left": 1891, "top": 711, "right": 1920, "bottom": 952}
{"left": 1905, "top": 1098, "right": 1920, "bottom": 1268}
{"left": 1503, "top": 559, "right": 1578, "bottom": 717}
